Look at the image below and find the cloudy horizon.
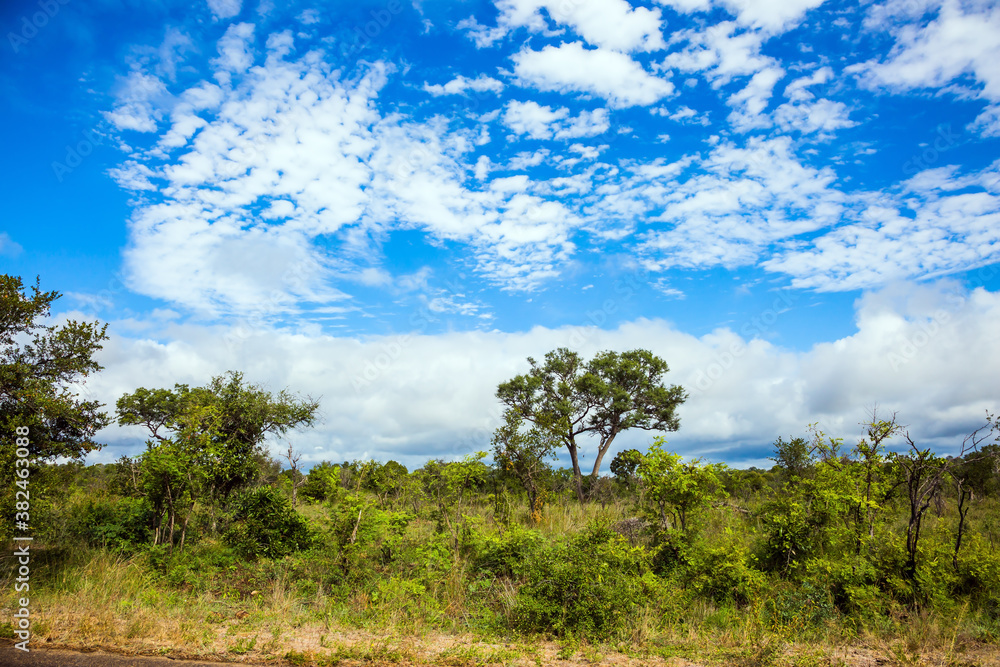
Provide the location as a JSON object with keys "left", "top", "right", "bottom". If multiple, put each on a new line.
{"left": 3, "top": 0, "right": 999, "bottom": 470}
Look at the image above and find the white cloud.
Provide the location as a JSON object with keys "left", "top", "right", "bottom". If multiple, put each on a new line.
{"left": 513, "top": 42, "right": 674, "bottom": 107}
{"left": 423, "top": 75, "right": 504, "bottom": 96}
{"left": 657, "top": 0, "right": 826, "bottom": 32}
{"left": 0, "top": 232, "right": 23, "bottom": 258}
{"left": 726, "top": 66, "right": 784, "bottom": 131}
{"left": 207, "top": 0, "right": 242, "bottom": 20}
{"left": 661, "top": 21, "right": 786, "bottom": 127}
{"left": 502, "top": 100, "right": 609, "bottom": 140}
{"left": 718, "top": 0, "right": 827, "bottom": 33}
{"left": 297, "top": 9, "right": 320, "bottom": 25}
{"left": 773, "top": 98, "right": 857, "bottom": 136}
{"left": 972, "top": 104, "right": 1000, "bottom": 137}
{"left": 111, "top": 27, "right": 605, "bottom": 308}
{"left": 82, "top": 280, "right": 1000, "bottom": 468}
{"left": 854, "top": 1, "right": 1000, "bottom": 135}
{"left": 104, "top": 70, "right": 171, "bottom": 133}
{"left": 655, "top": 0, "right": 712, "bottom": 13}
{"left": 631, "top": 137, "right": 845, "bottom": 269}
{"left": 651, "top": 105, "right": 710, "bottom": 125}
{"left": 663, "top": 21, "right": 774, "bottom": 83}
{"left": 503, "top": 100, "right": 566, "bottom": 139}
{"left": 764, "top": 168, "right": 1000, "bottom": 291}
{"left": 783, "top": 66, "right": 833, "bottom": 102}
{"left": 462, "top": 0, "right": 666, "bottom": 51}
{"left": 213, "top": 22, "right": 255, "bottom": 77}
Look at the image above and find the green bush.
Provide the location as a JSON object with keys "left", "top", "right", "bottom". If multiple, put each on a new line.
{"left": 763, "top": 581, "right": 837, "bottom": 633}
{"left": 68, "top": 495, "right": 154, "bottom": 552}
{"left": 325, "top": 494, "right": 410, "bottom": 585}
{"left": 223, "top": 486, "right": 313, "bottom": 560}
{"left": 954, "top": 533, "right": 1000, "bottom": 611}
{"left": 473, "top": 524, "right": 544, "bottom": 579}
{"left": 683, "top": 543, "right": 765, "bottom": 605}
{"left": 511, "top": 521, "right": 655, "bottom": 640}
{"left": 755, "top": 496, "right": 825, "bottom": 574}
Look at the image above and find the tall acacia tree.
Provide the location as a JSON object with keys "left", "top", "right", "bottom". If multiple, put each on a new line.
{"left": 1, "top": 275, "right": 110, "bottom": 537}
{"left": 497, "top": 347, "right": 686, "bottom": 503}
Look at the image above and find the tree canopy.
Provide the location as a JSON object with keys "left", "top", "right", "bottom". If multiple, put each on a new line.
{"left": 1, "top": 275, "right": 110, "bottom": 539}
{"left": 496, "top": 347, "right": 687, "bottom": 502}
{"left": 116, "top": 371, "right": 319, "bottom": 550}
{"left": 1, "top": 274, "right": 110, "bottom": 460}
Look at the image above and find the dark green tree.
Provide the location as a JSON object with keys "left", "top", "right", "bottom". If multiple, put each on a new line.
{"left": 610, "top": 448, "right": 643, "bottom": 489}
{"left": 769, "top": 436, "right": 813, "bottom": 480}
{"left": 1, "top": 275, "right": 110, "bottom": 537}
{"left": 116, "top": 371, "right": 319, "bottom": 549}
{"left": 496, "top": 347, "right": 686, "bottom": 502}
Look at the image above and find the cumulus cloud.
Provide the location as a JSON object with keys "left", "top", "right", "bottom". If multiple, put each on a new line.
{"left": 207, "top": 0, "right": 242, "bottom": 20}
{"left": 658, "top": 0, "right": 826, "bottom": 32}
{"left": 423, "top": 75, "right": 504, "bottom": 96}
{"left": 104, "top": 70, "right": 171, "bottom": 132}
{"left": 590, "top": 136, "right": 845, "bottom": 270}
{"left": 502, "top": 101, "right": 609, "bottom": 140}
{"left": 718, "top": 0, "right": 827, "bottom": 33}
{"left": 513, "top": 42, "right": 674, "bottom": 107}
{"left": 112, "top": 29, "right": 599, "bottom": 311}
{"left": 463, "top": 0, "right": 666, "bottom": 51}
{"left": 79, "top": 280, "right": 1000, "bottom": 468}
{"left": 853, "top": 1, "right": 1000, "bottom": 135}
{"left": 764, "top": 162, "right": 1000, "bottom": 291}
{"left": 773, "top": 98, "right": 856, "bottom": 136}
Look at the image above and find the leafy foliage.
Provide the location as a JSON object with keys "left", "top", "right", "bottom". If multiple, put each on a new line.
{"left": 511, "top": 521, "right": 655, "bottom": 640}
{"left": 497, "top": 347, "right": 686, "bottom": 501}
{"left": 492, "top": 408, "right": 556, "bottom": 523}
{"left": 636, "top": 436, "right": 727, "bottom": 535}
{"left": 0, "top": 275, "right": 110, "bottom": 537}
{"left": 222, "top": 485, "right": 313, "bottom": 560}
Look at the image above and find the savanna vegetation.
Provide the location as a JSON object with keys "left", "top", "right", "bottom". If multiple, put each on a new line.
{"left": 3, "top": 274, "right": 1000, "bottom": 667}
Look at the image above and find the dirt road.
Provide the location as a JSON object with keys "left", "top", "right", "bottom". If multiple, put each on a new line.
{"left": 0, "top": 647, "right": 252, "bottom": 666}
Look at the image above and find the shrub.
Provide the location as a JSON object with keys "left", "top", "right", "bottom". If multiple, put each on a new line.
{"left": 473, "top": 524, "right": 544, "bottom": 579}
{"left": 684, "top": 544, "right": 765, "bottom": 605}
{"left": 68, "top": 495, "right": 154, "bottom": 552}
{"left": 325, "top": 494, "right": 410, "bottom": 585}
{"left": 762, "top": 581, "right": 837, "bottom": 634}
{"left": 510, "top": 521, "right": 656, "bottom": 640}
{"left": 223, "top": 486, "right": 313, "bottom": 560}
{"left": 755, "top": 496, "right": 825, "bottom": 574}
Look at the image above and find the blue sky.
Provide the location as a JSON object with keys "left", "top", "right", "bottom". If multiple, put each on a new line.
{"left": 2, "top": 0, "right": 1000, "bottom": 470}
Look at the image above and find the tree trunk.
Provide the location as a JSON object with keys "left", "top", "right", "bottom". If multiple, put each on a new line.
{"left": 567, "top": 440, "right": 584, "bottom": 503}
{"left": 179, "top": 501, "right": 194, "bottom": 553}
{"left": 590, "top": 431, "right": 618, "bottom": 478}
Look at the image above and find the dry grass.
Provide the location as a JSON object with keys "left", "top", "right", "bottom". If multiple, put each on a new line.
{"left": 4, "top": 547, "right": 999, "bottom": 667}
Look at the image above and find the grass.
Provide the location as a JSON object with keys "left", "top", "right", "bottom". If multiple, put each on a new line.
{"left": 3, "top": 493, "right": 1000, "bottom": 667}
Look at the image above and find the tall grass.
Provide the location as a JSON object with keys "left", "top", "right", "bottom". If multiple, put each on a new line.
{"left": 4, "top": 487, "right": 1000, "bottom": 667}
